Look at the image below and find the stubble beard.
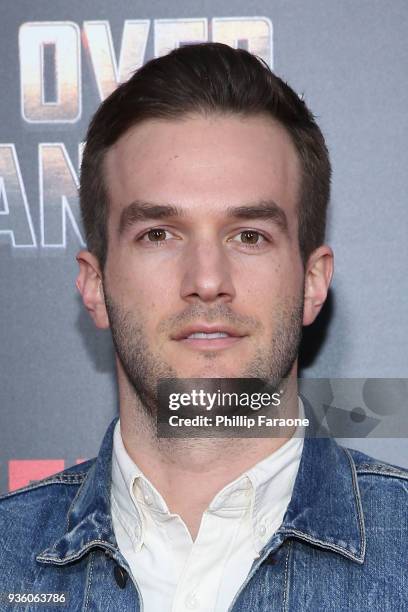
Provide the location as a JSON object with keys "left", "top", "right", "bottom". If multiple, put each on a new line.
{"left": 103, "top": 288, "right": 304, "bottom": 426}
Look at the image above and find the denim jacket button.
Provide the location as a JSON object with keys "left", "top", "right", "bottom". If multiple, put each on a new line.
{"left": 264, "top": 556, "right": 278, "bottom": 565}
{"left": 114, "top": 565, "right": 128, "bottom": 588}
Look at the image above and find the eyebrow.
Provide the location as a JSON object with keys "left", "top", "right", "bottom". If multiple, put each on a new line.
{"left": 118, "top": 201, "right": 184, "bottom": 235}
{"left": 225, "top": 201, "right": 288, "bottom": 234}
{"left": 118, "top": 199, "right": 288, "bottom": 235}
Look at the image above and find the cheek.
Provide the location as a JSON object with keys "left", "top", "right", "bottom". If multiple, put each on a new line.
{"left": 144, "top": 276, "right": 179, "bottom": 312}
{"left": 106, "top": 247, "right": 167, "bottom": 300}
{"left": 119, "top": 269, "right": 180, "bottom": 330}
{"left": 239, "top": 259, "right": 302, "bottom": 304}
{"left": 275, "top": 251, "right": 305, "bottom": 295}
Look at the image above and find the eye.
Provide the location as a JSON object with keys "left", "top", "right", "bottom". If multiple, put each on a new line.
{"left": 138, "top": 228, "right": 173, "bottom": 244}
{"left": 231, "top": 230, "right": 267, "bottom": 248}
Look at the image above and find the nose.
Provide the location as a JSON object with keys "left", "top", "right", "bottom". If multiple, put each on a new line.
{"left": 179, "top": 237, "right": 236, "bottom": 304}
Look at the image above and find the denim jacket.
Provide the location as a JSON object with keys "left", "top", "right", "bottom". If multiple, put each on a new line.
{"left": 0, "top": 417, "right": 407, "bottom": 611}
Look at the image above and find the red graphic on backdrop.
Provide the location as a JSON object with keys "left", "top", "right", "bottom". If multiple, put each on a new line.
{"left": 8, "top": 459, "right": 87, "bottom": 492}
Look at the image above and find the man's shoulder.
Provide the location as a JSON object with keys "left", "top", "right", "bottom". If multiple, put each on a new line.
{"left": 0, "top": 458, "right": 96, "bottom": 516}
{"left": 345, "top": 446, "right": 408, "bottom": 512}
{"left": 0, "top": 459, "right": 97, "bottom": 573}
{"left": 346, "top": 446, "right": 408, "bottom": 481}
{"left": 0, "top": 459, "right": 98, "bottom": 580}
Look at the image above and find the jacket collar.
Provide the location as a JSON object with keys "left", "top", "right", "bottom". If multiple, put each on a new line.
{"left": 275, "top": 436, "right": 366, "bottom": 563}
{"left": 37, "top": 418, "right": 119, "bottom": 565}
{"left": 37, "top": 417, "right": 365, "bottom": 565}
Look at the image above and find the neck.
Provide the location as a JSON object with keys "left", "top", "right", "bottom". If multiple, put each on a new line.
{"left": 117, "top": 363, "right": 299, "bottom": 538}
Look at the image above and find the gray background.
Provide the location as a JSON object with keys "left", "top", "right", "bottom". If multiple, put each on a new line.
{"left": 0, "top": 0, "right": 407, "bottom": 494}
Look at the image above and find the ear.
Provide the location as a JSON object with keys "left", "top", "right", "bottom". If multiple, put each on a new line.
{"left": 303, "top": 245, "right": 334, "bottom": 326}
{"left": 76, "top": 250, "right": 109, "bottom": 329}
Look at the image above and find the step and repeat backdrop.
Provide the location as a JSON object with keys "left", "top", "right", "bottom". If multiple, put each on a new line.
{"left": 1, "top": 0, "right": 407, "bottom": 494}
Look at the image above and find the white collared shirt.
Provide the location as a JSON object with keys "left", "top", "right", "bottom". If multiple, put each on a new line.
{"left": 111, "top": 401, "right": 304, "bottom": 612}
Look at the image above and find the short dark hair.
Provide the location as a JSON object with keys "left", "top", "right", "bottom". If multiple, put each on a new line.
{"left": 80, "top": 42, "right": 331, "bottom": 269}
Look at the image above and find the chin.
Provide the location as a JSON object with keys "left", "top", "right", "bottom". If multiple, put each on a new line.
{"left": 179, "top": 365, "right": 244, "bottom": 379}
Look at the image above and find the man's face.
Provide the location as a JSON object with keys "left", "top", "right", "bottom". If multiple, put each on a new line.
{"left": 102, "top": 114, "right": 305, "bottom": 404}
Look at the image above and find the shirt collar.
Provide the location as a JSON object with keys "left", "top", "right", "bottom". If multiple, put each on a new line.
{"left": 111, "top": 413, "right": 303, "bottom": 553}
{"left": 37, "top": 410, "right": 365, "bottom": 566}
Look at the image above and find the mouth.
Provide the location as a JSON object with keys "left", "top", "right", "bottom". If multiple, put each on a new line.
{"left": 172, "top": 325, "right": 247, "bottom": 351}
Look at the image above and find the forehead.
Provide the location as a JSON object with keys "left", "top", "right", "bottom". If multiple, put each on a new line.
{"left": 104, "top": 113, "right": 301, "bottom": 224}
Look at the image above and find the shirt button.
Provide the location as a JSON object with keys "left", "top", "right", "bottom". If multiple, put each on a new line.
{"left": 258, "top": 524, "right": 267, "bottom": 537}
{"left": 185, "top": 592, "right": 199, "bottom": 609}
{"left": 144, "top": 493, "right": 153, "bottom": 505}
